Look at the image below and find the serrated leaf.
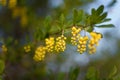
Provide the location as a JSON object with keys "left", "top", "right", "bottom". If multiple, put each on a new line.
{"left": 96, "top": 5, "right": 104, "bottom": 16}
{"left": 96, "top": 24, "right": 115, "bottom": 28}
{"left": 108, "top": 66, "right": 117, "bottom": 79}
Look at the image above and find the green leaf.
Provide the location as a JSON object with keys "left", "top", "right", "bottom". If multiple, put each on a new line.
{"left": 69, "top": 67, "right": 80, "bottom": 80}
{"left": 101, "top": 18, "right": 111, "bottom": 23}
{"left": 98, "top": 12, "right": 107, "bottom": 22}
{"left": 85, "top": 67, "right": 98, "bottom": 80}
{"left": 0, "top": 76, "right": 2, "bottom": 80}
{"left": 44, "top": 16, "right": 52, "bottom": 30}
{"left": 57, "top": 72, "right": 65, "bottom": 80}
{"left": 113, "top": 74, "right": 120, "bottom": 80}
{"left": 86, "top": 26, "right": 94, "bottom": 32}
{"left": 91, "top": 8, "right": 96, "bottom": 16}
{"left": 108, "top": 66, "right": 117, "bottom": 79}
{"left": 0, "top": 60, "right": 5, "bottom": 74}
{"left": 96, "top": 5, "right": 104, "bottom": 16}
{"left": 73, "top": 9, "right": 78, "bottom": 25}
{"left": 96, "top": 24, "right": 115, "bottom": 28}
{"left": 60, "top": 14, "right": 65, "bottom": 27}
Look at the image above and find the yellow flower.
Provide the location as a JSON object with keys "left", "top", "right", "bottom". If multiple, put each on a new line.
{"left": 0, "top": 0, "right": 7, "bottom": 6}
{"left": 2, "top": 45, "right": 7, "bottom": 52}
{"left": 45, "top": 37, "right": 55, "bottom": 53}
{"left": 24, "top": 45, "right": 31, "bottom": 53}
{"left": 12, "top": 7, "right": 21, "bottom": 18}
{"left": 77, "top": 36, "right": 88, "bottom": 54}
{"left": 20, "top": 15, "right": 27, "bottom": 27}
{"left": 71, "top": 26, "right": 81, "bottom": 45}
{"left": 33, "top": 46, "right": 46, "bottom": 61}
{"left": 8, "top": 0, "right": 17, "bottom": 9}
{"left": 55, "top": 35, "right": 66, "bottom": 53}
{"left": 88, "top": 32, "right": 102, "bottom": 54}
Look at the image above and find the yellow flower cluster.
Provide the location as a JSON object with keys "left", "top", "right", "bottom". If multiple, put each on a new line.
{"left": 32, "top": 27, "right": 102, "bottom": 62}
{"left": 77, "top": 36, "right": 88, "bottom": 54}
{"left": 88, "top": 32, "right": 102, "bottom": 54}
{"left": 12, "top": 7, "right": 28, "bottom": 27}
{"left": 33, "top": 35, "right": 66, "bottom": 61}
{"left": 2, "top": 45, "right": 7, "bottom": 52}
{"left": 24, "top": 45, "right": 31, "bottom": 53}
{"left": 71, "top": 26, "right": 81, "bottom": 45}
{"left": 71, "top": 26, "right": 102, "bottom": 54}
{"left": 33, "top": 46, "right": 46, "bottom": 61}
{"left": 8, "top": 0, "right": 17, "bottom": 9}
{"left": 45, "top": 37, "right": 55, "bottom": 53}
{"left": 55, "top": 35, "right": 66, "bottom": 53}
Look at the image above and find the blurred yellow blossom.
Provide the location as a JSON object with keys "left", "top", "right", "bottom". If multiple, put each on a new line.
{"left": 2, "top": 45, "right": 7, "bottom": 52}
{"left": 55, "top": 35, "right": 66, "bottom": 53}
{"left": 8, "top": 0, "right": 17, "bottom": 9}
{"left": 33, "top": 46, "right": 46, "bottom": 61}
{"left": 24, "top": 45, "right": 31, "bottom": 53}
{"left": 45, "top": 37, "right": 55, "bottom": 53}
{"left": 0, "top": 0, "right": 7, "bottom": 6}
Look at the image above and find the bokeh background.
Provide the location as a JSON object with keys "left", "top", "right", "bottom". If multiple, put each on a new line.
{"left": 0, "top": 0, "right": 120, "bottom": 80}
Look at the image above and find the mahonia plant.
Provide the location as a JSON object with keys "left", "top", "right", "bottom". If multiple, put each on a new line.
{"left": 0, "top": 2, "right": 114, "bottom": 62}
{"left": 32, "top": 5, "right": 114, "bottom": 61}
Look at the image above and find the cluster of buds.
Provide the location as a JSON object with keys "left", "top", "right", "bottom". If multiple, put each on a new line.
{"left": 45, "top": 35, "right": 66, "bottom": 53}
{"left": 71, "top": 26, "right": 102, "bottom": 54}
{"left": 33, "top": 46, "right": 46, "bottom": 61}
{"left": 2, "top": 45, "right": 7, "bottom": 52}
{"left": 71, "top": 26, "right": 81, "bottom": 45}
{"left": 45, "top": 37, "right": 55, "bottom": 53}
{"left": 24, "top": 45, "right": 31, "bottom": 53}
{"left": 32, "top": 26, "right": 102, "bottom": 61}
{"left": 77, "top": 36, "right": 88, "bottom": 54}
{"left": 55, "top": 35, "right": 66, "bottom": 53}
{"left": 88, "top": 32, "right": 102, "bottom": 54}
{"left": 33, "top": 34, "right": 66, "bottom": 61}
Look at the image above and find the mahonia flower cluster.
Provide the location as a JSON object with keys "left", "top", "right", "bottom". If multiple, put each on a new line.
{"left": 88, "top": 32, "right": 102, "bottom": 54}
{"left": 32, "top": 26, "right": 102, "bottom": 62}
{"left": 33, "top": 46, "right": 46, "bottom": 61}
{"left": 33, "top": 35, "right": 66, "bottom": 61}
{"left": 71, "top": 26, "right": 81, "bottom": 45}
{"left": 55, "top": 35, "right": 66, "bottom": 53}
{"left": 71, "top": 26, "right": 102, "bottom": 54}
{"left": 24, "top": 45, "right": 31, "bottom": 53}
{"left": 45, "top": 37, "right": 55, "bottom": 53}
{"left": 8, "top": 0, "right": 17, "bottom": 9}
{"left": 2, "top": 45, "right": 7, "bottom": 52}
{"left": 77, "top": 36, "right": 88, "bottom": 54}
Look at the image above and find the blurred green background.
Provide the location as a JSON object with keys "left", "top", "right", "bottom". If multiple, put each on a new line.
{"left": 0, "top": 0, "right": 120, "bottom": 80}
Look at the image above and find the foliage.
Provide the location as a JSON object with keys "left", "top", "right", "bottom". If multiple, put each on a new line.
{"left": 0, "top": 0, "right": 117, "bottom": 80}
